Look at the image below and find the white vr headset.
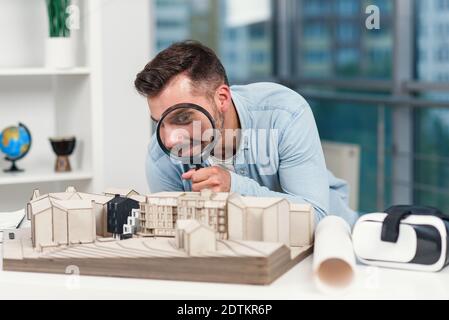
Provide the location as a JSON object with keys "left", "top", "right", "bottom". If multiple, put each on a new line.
{"left": 353, "top": 206, "right": 449, "bottom": 272}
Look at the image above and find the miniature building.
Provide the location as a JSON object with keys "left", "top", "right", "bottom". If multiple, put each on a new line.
{"left": 31, "top": 189, "right": 40, "bottom": 201}
{"left": 139, "top": 192, "right": 183, "bottom": 237}
{"left": 27, "top": 187, "right": 315, "bottom": 252}
{"left": 123, "top": 209, "right": 141, "bottom": 236}
{"left": 290, "top": 204, "right": 315, "bottom": 247}
{"left": 107, "top": 195, "right": 140, "bottom": 239}
{"left": 52, "top": 200, "right": 96, "bottom": 245}
{"left": 28, "top": 187, "right": 113, "bottom": 237}
{"left": 105, "top": 189, "right": 147, "bottom": 237}
{"left": 77, "top": 192, "right": 114, "bottom": 237}
{"left": 29, "top": 197, "right": 54, "bottom": 248}
{"left": 177, "top": 190, "right": 230, "bottom": 240}
{"left": 175, "top": 220, "right": 217, "bottom": 256}
{"left": 27, "top": 188, "right": 81, "bottom": 222}
{"left": 29, "top": 197, "right": 96, "bottom": 250}
{"left": 131, "top": 209, "right": 141, "bottom": 229}
{"left": 227, "top": 195, "right": 290, "bottom": 246}
{"left": 139, "top": 190, "right": 231, "bottom": 239}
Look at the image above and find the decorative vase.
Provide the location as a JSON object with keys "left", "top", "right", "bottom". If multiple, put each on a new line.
{"left": 45, "top": 37, "right": 75, "bottom": 69}
{"left": 50, "top": 137, "right": 76, "bottom": 172}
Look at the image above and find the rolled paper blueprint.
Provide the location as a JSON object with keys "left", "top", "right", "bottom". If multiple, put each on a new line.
{"left": 313, "top": 216, "right": 356, "bottom": 293}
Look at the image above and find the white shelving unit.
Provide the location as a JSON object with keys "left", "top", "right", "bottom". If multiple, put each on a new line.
{"left": 0, "top": 0, "right": 99, "bottom": 211}
{"left": 0, "top": 67, "right": 90, "bottom": 76}
{"left": 0, "top": 170, "right": 93, "bottom": 186}
{"left": 0, "top": 0, "right": 152, "bottom": 212}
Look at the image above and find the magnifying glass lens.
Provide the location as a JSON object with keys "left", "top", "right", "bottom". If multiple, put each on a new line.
{"left": 157, "top": 104, "right": 217, "bottom": 165}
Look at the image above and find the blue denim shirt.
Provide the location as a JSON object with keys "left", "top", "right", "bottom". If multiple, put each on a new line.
{"left": 146, "top": 83, "right": 358, "bottom": 225}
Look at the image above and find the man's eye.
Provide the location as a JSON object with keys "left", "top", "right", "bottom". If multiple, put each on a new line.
{"left": 174, "top": 114, "right": 192, "bottom": 125}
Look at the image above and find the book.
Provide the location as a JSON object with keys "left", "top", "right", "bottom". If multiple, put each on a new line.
{"left": 0, "top": 209, "right": 26, "bottom": 230}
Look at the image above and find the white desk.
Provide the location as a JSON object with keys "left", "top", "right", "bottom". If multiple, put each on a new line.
{"left": 0, "top": 242, "right": 448, "bottom": 300}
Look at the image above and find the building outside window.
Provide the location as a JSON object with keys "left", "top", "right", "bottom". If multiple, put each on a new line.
{"left": 152, "top": 0, "right": 449, "bottom": 214}
{"left": 414, "top": 0, "right": 449, "bottom": 212}
{"left": 153, "top": 0, "right": 273, "bottom": 82}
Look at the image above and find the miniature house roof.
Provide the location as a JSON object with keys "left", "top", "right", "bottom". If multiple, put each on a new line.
{"left": 31, "top": 189, "right": 40, "bottom": 201}
{"left": 212, "top": 193, "right": 232, "bottom": 201}
{"left": 30, "top": 198, "right": 93, "bottom": 216}
{"left": 51, "top": 192, "right": 82, "bottom": 200}
{"left": 178, "top": 192, "right": 231, "bottom": 209}
{"left": 177, "top": 220, "right": 215, "bottom": 235}
{"left": 29, "top": 197, "right": 53, "bottom": 216}
{"left": 129, "top": 194, "right": 147, "bottom": 203}
{"left": 65, "top": 186, "right": 77, "bottom": 193}
{"left": 29, "top": 192, "right": 75, "bottom": 204}
{"left": 200, "top": 189, "right": 213, "bottom": 198}
{"left": 147, "top": 192, "right": 231, "bottom": 205}
{"left": 78, "top": 192, "right": 114, "bottom": 205}
{"left": 147, "top": 192, "right": 186, "bottom": 206}
{"left": 176, "top": 219, "right": 195, "bottom": 230}
{"left": 29, "top": 194, "right": 51, "bottom": 203}
{"left": 228, "top": 195, "right": 287, "bottom": 209}
{"left": 104, "top": 188, "right": 140, "bottom": 198}
{"left": 52, "top": 200, "right": 93, "bottom": 211}
{"left": 180, "top": 191, "right": 231, "bottom": 201}
{"left": 149, "top": 192, "right": 185, "bottom": 199}
{"left": 107, "top": 195, "right": 139, "bottom": 206}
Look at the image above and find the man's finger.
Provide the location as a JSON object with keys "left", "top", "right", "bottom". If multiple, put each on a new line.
{"left": 184, "top": 167, "right": 218, "bottom": 183}
{"left": 181, "top": 169, "right": 196, "bottom": 180}
{"left": 192, "top": 178, "right": 220, "bottom": 192}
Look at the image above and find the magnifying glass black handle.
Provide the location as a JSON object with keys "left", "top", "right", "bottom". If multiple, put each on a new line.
{"left": 183, "top": 164, "right": 204, "bottom": 173}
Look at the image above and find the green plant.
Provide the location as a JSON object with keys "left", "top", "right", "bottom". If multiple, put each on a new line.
{"left": 46, "top": 0, "right": 71, "bottom": 37}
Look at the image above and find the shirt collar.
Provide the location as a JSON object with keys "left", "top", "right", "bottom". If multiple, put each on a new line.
{"left": 230, "top": 87, "right": 251, "bottom": 167}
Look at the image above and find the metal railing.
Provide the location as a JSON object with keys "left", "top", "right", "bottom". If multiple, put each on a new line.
{"left": 300, "top": 89, "right": 449, "bottom": 109}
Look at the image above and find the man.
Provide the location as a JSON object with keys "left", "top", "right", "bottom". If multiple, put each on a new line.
{"left": 135, "top": 41, "right": 357, "bottom": 225}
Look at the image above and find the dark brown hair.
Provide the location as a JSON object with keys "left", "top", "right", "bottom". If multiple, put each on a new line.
{"left": 135, "top": 40, "right": 229, "bottom": 98}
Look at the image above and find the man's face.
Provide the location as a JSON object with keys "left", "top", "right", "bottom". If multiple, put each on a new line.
{"left": 148, "top": 74, "right": 227, "bottom": 160}
{"left": 148, "top": 74, "right": 219, "bottom": 124}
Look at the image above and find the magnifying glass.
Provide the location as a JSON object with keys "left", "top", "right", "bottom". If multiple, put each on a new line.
{"left": 156, "top": 103, "right": 219, "bottom": 171}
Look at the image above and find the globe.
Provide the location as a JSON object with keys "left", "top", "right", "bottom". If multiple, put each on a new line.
{"left": 0, "top": 123, "right": 32, "bottom": 172}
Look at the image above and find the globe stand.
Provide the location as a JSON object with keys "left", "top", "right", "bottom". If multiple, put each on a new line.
{"left": 4, "top": 160, "right": 24, "bottom": 173}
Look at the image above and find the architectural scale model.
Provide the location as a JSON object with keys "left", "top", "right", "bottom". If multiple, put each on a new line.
{"left": 175, "top": 220, "right": 217, "bottom": 256}
{"left": 138, "top": 190, "right": 230, "bottom": 239}
{"left": 2, "top": 187, "right": 315, "bottom": 285}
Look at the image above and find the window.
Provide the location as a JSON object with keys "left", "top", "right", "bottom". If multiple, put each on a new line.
{"left": 436, "top": 46, "right": 449, "bottom": 62}
{"left": 151, "top": 0, "right": 449, "bottom": 214}
{"left": 414, "top": 0, "right": 449, "bottom": 213}
{"left": 153, "top": 0, "right": 273, "bottom": 81}
{"left": 437, "top": 0, "right": 449, "bottom": 10}
{"left": 297, "top": 0, "right": 394, "bottom": 79}
{"left": 296, "top": 0, "right": 394, "bottom": 212}
{"left": 337, "top": 0, "right": 359, "bottom": 16}
{"left": 311, "top": 101, "right": 393, "bottom": 212}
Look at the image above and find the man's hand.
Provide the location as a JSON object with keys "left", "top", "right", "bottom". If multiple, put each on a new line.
{"left": 182, "top": 166, "right": 231, "bottom": 193}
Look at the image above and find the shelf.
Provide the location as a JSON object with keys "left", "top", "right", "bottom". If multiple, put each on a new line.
{"left": 0, "top": 169, "right": 93, "bottom": 186}
{"left": 0, "top": 67, "right": 90, "bottom": 76}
